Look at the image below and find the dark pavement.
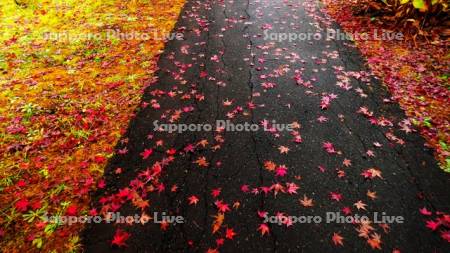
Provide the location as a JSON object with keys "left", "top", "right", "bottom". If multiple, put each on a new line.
{"left": 83, "top": 0, "right": 450, "bottom": 252}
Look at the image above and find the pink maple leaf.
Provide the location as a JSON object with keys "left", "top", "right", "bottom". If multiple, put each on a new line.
{"left": 419, "top": 207, "right": 432, "bottom": 216}
{"left": 425, "top": 220, "right": 441, "bottom": 231}
{"left": 275, "top": 165, "right": 288, "bottom": 177}
{"left": 330, "top": 192, "right": 343, "bottom": 202}
{"left": 323, "top": 141, "right": 336, "bottom": 154}
{"left": 286, "top": 183, "right": 299, "bottom": 194}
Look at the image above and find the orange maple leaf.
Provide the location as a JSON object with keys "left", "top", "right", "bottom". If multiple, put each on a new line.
{"left": 197, "top": 139, "right": 209, "bottom": 147}
{"left": 299, "top": 195, "right": 314, "bottom": 207}
{"left": 332, "top": 232, "right": 344, "bottom": 246}
{"left": 212, "top": 213, "right": 225, "bottom": 234}
{"left": 194, "top": 156, "right": 209, "bottom": 167}
{"left": 264, "top": 161, "right": 277, "bottom": 171}
{"left": 367, "top": 190, "right": 377, "bottom": 200}
{"left": 367, "top": 233, "right": 382, "bottom": 250}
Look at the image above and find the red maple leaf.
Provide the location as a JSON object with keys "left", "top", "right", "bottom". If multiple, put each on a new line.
{"left": 215, "top": 200, "right": 230, "bottom": 213}
{"left": 65, "top": 204, "right": 78, "bottom": 216}
{"left": 216, "top": 238, "right": 224, "bottom": 246}
{"left": 111, "top": 229, "right": 130, "bottom": 248}
{"left": 166, "top": 148, "right": 176, "bottom": 155}
{"left": 16, "top": 179, "right": 27, "bottom": 187}
{"left": 15, "top": 198, "right": 29, "bottom": 212}
{"left": 211, "top": 188, "right": 221, "bottom": 198}
{"left": 160, "top": 221, "right": 170, "bottom": 231}
{"left": 225, "top": 228, "right": 237, "bottom": 240}
{"left": 140, "top": 148, "right": 153, "bottom": 159}
{"left": 94, "top": 155, "right": 106, "bottom": 163}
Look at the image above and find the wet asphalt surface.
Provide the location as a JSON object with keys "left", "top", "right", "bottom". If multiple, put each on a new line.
{"left": 83, "top": 0, "right": 450, "bottom": 252}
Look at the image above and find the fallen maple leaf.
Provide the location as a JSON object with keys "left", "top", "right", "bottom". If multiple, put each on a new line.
{"left": 286, "top": 182, "right": 299, "bottom": 194}
{"left": 223, "top": 99, "right": 233, "bottom": 106}
{"left": 320, "top": 95, "right": 331, "bottom": 109}
{"left": 299, "top": 195, "right": 314, "bottom": 207}
{"left": 241, "top": 184, "right": 250, "bottom": 193}
{"left": 212, "top": 213, "right": 224, "bottom": 234}
{"left": 361, "top": 168, "right": 383, "bottom": 179}
{"left": 369, "top": 168, "right": 383, "bottom": 178}
{"left": 215, "top": 200, "right": 231, "bottom": 213}
{"left": 194, "top": 156, "right": 209, "bottom": 167}
{"left": 330, "top": 192, "right": 343, "bottom": 201}
{"left": 366, "top": 149, "right": 375, "bottom": 157}
{"left": 188, "top": 195, "right": 199, "bottom": 205}
{"left": 197, "top": 139, "right": 209, "bottom": 147}
{"left": 278, "top": 145, "right": 290, "bottom": 154}
{"left": 342, "top": 207, "right": 352, "bottom": 215}
{"left": 111, "top": 229, "right": 130, "bottom": 248}
{"left": 367, "top": 190, "right": 377, "bottom": 200}
{"left": 354, "top": 200, "right": 367, "bottom": 211}
{"left": 367, "top": 233, "right": 382, "bottom": 250}
{"left": 275, "top": 165, "right": 288, "bottom": 177}
{"left": 440, "top": 230, "right": 450, "bottom": 243}
{"left": 258, "top": 223, "right": 270, "bottom": 236}
{"left": 225, "top": 228, "right": 237, "bottom": 240}
{"left": 264, "top": 161, "right": 277, "bottom": 171}
{"left": 332, "top": 232, "right": 344, "bottom": 246}
{"left": 140, "top": 148, "right": 153, "bottom": 159}
{"left": 419, "top": 207, "right": 432, "bottom": 216}
{"left": 425, "top": 220, "right": 441, "bottom": 231}
{"left": 211, "top": 188, "right": 221, "bottom": 198}
{"left": 160, "top": 221, "right": 170, "bottom": 231}
{"left": 379, "top": 223, "right": 390, "bottom": 233}
{"left": 322, "top": 141, "right": 336, "bottom": 154}
{"left": 317, "top": 116, "right": 328, "bottom": 123}
{"left": 216, "top": 238, "right": 224, "bottom": 247}
{"left": 342, "top": 158, "right": 351, "bottom": 167}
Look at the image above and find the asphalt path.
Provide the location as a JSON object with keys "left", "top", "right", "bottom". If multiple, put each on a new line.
{"left": 83, "top": 0, "right": 450, "bottom": 252}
